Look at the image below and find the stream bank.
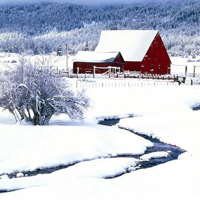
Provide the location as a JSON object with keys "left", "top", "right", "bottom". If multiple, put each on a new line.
{"left": 99, "top": 118, "right": 185, "bottom": 170}
{"left": 0, "top": 117, "right": 185, "bottom": 193}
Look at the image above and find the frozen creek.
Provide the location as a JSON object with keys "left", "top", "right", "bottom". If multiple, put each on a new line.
{"left": 0, "top": 118, "right": 185, "bottom": 193}
{"left": 99, "top": 118, "right": 185, "bottom": 172}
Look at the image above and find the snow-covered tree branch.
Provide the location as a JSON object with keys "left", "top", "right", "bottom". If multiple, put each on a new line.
{"left": 0, "top": 58, "right": 90, "bottom": 125}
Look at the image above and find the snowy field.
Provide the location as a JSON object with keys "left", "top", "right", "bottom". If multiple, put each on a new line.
{"left": 0, "top": 83, "right": 200, "bottom": 199}
{"left": 0, "top": 53, "right": 200, "bottom": 199}
{"left": 171, "top": 56, "right": 200, "bottom": 81}
{"left": 1, "top": 52, "right": 200, "bottom": 79}
{"left": 0, "top": 53, "right": 74, "bottom": 73}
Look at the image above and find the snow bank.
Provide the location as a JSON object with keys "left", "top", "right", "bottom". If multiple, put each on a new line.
{"left": 0, "top": 157, "right": 138, "bottom": 191}
{"left": 0, "top": 117, "right": 152, "bottom": 174}
{"left": 1, "top": 157, "right": 199, "bottom": 200}
{"left": 118, "top": 110, "right": 200, "bottom": 155}
{"left": 140, "top": 151, "right": 170, "bottom": 161}
{"left": 85, "top": 85, "right": 200, "bottom": 120}
{"left": 1, "top": 81, "right": 200, "bottom": 199}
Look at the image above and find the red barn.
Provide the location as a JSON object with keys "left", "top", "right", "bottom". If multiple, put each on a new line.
{"left": 73, "top": 51, "right": 124, "bottom": 74}
{"left": 95, "top": 30, "right": 171, "bottom": 75}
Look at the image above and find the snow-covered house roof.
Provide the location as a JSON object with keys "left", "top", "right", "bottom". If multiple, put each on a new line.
{"left": 73, "top": 51, "right": 122, "bottom": 63}
{"left": 95, "top": 30, "right": 158, "bottom": 62}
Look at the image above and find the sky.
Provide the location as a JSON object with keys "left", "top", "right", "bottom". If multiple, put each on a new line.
{"left": 0, "top": 0, "right": 173, "bottom": 5}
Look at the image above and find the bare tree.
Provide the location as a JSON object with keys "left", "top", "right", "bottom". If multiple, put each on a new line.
{"left": 0, "top": 58, "right": 90, "bottom": 125}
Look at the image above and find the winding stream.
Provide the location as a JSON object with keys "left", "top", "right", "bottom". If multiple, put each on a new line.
{"left": 99, "top": 118, "right": 185, "bottom": 171}
{"left": 0, "top": 117, "right": 185, "bottom": 193}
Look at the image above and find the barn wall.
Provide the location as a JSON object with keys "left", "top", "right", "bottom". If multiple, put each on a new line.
{"left": 73, "top": 62, "right": 124, "bottom": 74}
{"left": 124, "top": 62, "right": 142, "bottom": 71}
{"left": 141, "top": 34, "right": 171, "bottom": 75}
{"left": 123, "top": 34, "right": 171, "bottom": 75}
{"left": 73, "top": 52, "right": 124, "bottom": 74}
{"left": 114, "top": 53, "right": 125, "bottom": 64}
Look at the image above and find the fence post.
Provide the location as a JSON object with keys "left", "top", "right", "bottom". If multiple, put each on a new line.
{"left": 185, "top": 65, "right": 188, "bottom": 77}
{"left": 193, "top": 65, "right": 196, "bottom": 78}
{"left": 109, "top": 67, "right": 111, "bottom": 78}
{"left": 77, "top": 67, "right": 79, "bottom": 78}
{"left": 93, "top": 66, "right": 96, "bottom": 78}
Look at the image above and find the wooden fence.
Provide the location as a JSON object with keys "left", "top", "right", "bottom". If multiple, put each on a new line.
{"left": 70, "top": 80, "right": 179, "bottom": 89}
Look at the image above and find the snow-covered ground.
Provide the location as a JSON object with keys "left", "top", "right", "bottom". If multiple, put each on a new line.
{"left": 0, "top": 53, "right": 74, "bottom": 73}
{"left": 0, "top": 117, "right": 151, "bottom": 175}
{"left": 0, "top": 53, "right": 200, "bottom": 199}
{"left": 0, "top": 83, "right": 200, "bottom": 199}
{"left": 140, "top": 151, "right": 170, "bottom": 161}
{"left": 171, "top": 56, "right": 200, "bottom": 78}
{"left": 1, "top": 52, "right": 200, "bottom": 79}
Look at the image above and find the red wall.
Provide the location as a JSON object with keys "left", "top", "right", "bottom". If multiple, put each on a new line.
{"left": 73, "top": 34, "right": 171, "bottom": 75}
{"left": 124, "top": 33, "right": 171, "bottom": 75}
{"left": 124, "top": 62, "right": 141, "bottom": 72}
{"left": 141, "top": 33, "right": 171, "bottom": 74}
{"left": 73, "top": 62, "right": 124, "bottom": 74}
{"left": 73, "top": 52, "right": 124, "bottom": 74}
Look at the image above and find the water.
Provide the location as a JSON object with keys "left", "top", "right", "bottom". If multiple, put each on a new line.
{"left": 193, "top": 105, "right": 200, "bottom": 111}
{"left": 0, "top": 117, "right": 185, "bottom": 193}
{"left": 99, "top": 118, "right": 185, "bottom": 171}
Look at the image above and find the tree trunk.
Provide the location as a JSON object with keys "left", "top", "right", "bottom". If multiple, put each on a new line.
{"left": 27, "top": 108, "right": 32, "bottom": 121}
{"left": 34, "top": 112, "right": 40, "bottom": 125}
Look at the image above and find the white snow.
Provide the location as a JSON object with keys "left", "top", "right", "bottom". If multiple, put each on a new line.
{"left": 0, "top": 175, "right": 9, "bottom": 180}
{"left": 0, "top": 157, "right": 138, "bottom": 191}
{"left": 84, "top": 85, "right": 200, "bottom": 119}
{"left": 171, "top": 56, "right": 200, "bottom": 78}
{"left": 118, "top": 110, "right": 200, "bottom": 157}
{"left": 0, "top": 53, "right": 74, "bottom": 73}
{"left": 73, "top": 51, "right": 120, "bottom": 63}
{"left": 0, "top": 110, "right": 152, "bottom": 175}
{"left": 140, "top": 151, "right": 170, "bottom": 161}
{"left": 95, "top": 30, "right": 158, "bottom": 61}
{"left": 16, "top": 173, "right": 24, "bottom": 178}
{"left": 0, "top": 55, "right": 200, "bottom": 199}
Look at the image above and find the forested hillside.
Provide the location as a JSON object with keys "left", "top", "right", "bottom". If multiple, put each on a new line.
{"left": 0, "top": 0, "right": 199, "bottom": 56}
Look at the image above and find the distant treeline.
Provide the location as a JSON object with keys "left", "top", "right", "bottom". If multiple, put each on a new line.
{"left": 0, "top": 0, "right": 199, "bottom": 57}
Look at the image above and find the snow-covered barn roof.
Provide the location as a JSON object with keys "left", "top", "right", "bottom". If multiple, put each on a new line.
{"left": 95, "top": 30, "right": 158, "bottom": 62}
{"left": 73, "top": 51, "right": 121, "bottom": 63}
